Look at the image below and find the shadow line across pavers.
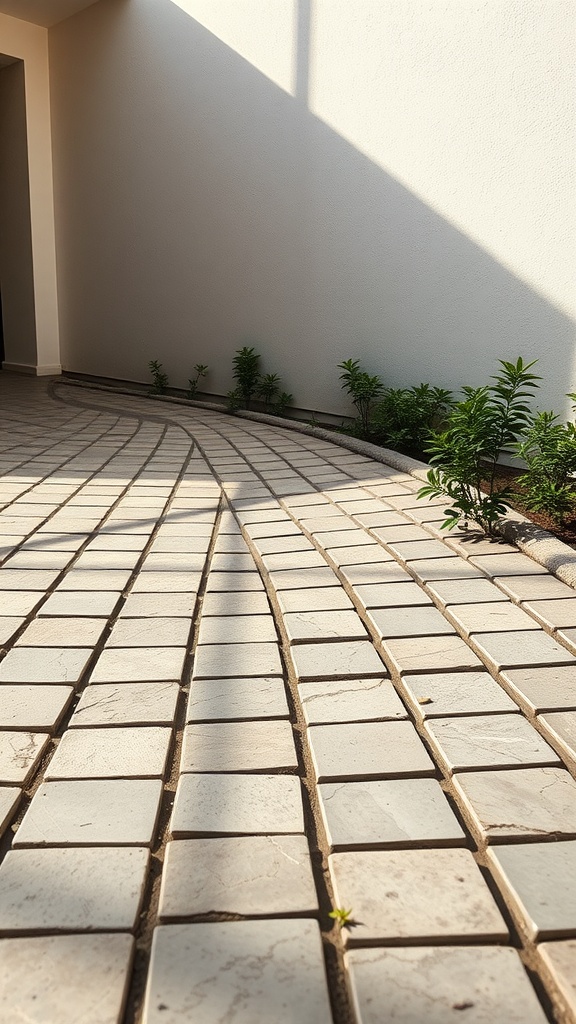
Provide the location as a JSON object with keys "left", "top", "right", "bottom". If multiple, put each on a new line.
{"left": 0, "top": 375, "right": 575, "bottom": 1023}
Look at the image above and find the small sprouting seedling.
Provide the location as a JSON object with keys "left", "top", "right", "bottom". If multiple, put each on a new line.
{"left": 329, "top": 907, "right": 353, "bottom": 928}
{"left": 148, "top": 360, "right": 169, "bottom": 395}
{"left": 186, "top": 363, "right": 209, "bottom": 400}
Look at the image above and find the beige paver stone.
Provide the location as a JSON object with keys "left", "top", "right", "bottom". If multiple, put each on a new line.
{"left": 89, "top": 533, "right": 148, "bottom": 550}
{"left": 142, "top": 920, "right": 332, "bottom": 1024}
{"left": 0, "top": 617, "right": 24, "bottom": 644}
{"left": 453, "top": 767, "right": 576, "bottom": 842}
{"left": 487, "top": 841, "right": 576, "bottom": 940}
{"left": 370, "top": 524, "right": 433, "bottom": 544}
{"left": 424, "top": 714, "right": 559, "bottom": 773}
{"left": 447, "top": 601, "right": 540, "bottom": 634}
{"left": 0, "top": 933, "right": 134, "bottom": 1024}
{"left": 91, "top": 647, "right": 186, "bottom": 682}
{"left": 205, "top": 571, "right": 265, "bottom": 592}
{"left": 471, "top": 630, "right": 575, "bottom": 670}
{"left": 170, "top": 773, "right": 304, "bottom": 836}
{"left": 497, "top": 574, "right": 576, "bottom": 602}
{"left": 367, "top": 605, "right": 455, "bottom": 638}
{"left": 329, "top": 848, "right": 507, "bottom": 944}
{"left": 0, "top": 788, "right": 20, "bottom": 838}
{"left": 186, "top": 677, "right": 288, "bottom": 721}
{"left": 299, "top": 677, "right": 405, "bottom": 724}
{"left": 39, "top": 591, "right": 121, "bottom": 617}
{"left": 0, "top": 570, "right": 61, "bottom": 590}
{"left": 269, "top": 566, "right": 338, "bottom": 589}
{"left": 58, "top": 570, "right": 133, "bottom": 591}
{"left": 119, "top": 593, "right": 196, "bottom": 617}
{"left": 0, "top": 647, "right": 92, "bottom": 684}
{"left": 355, "top": 580, "right": 429, "bottom": 608}
{"left": 325, "top": 547, "right": 394, "bottom": 570}
{"left": 400, "top": 671, "right": 518, "bottom": 718}
{"left": 284, "top": 609, "right": 367, "bottom": 643}
{"left": 106, "top": 617, "right": 190, "bottom": 647}
{"left": 501, "top": 667, "right": 576, "bottom": 713}
{"left": 291, "top": 640, "right": 384, "bottom": 680}
{"left": 538, "top": 941, "right": 576, "bottom": 1018}
{"left": 210, "top": 552, "right": 257, "bottom": 572}
{"left": 383, "top": 635, "right": 483, "bottom": 674}
{"left": 201, "top": 590, "right": 271, "bottom": 616}
{"left": 0, "top": 730, "right": 50, "bottom": 784}
{"left": 193, "top": 642, "right": 282, "bottom": 679}
{"left": 0, "top": 591, "right": 41, "bottom": 616}
{"left": 425, "top": 576, "right": 509, "bottom": 607}
{"left": 197, "top": 614, "right": 277, "bottom": 645}
{"left": 319, "top": 777, "right": 465, "bottom": 850}
{"left": 71, "top": 682, "right": 179, "bottom": 727}
{"left": 74, "top": 550, "right": 141, "bottom": 570}
{"left": 180, "top": 720, "right": 296, "bottom": 773}
{"left": 45, "top": 726, "right": 172, "bottom": 779}
{"left": 244, "top": 520, "right": 303, "bottom": 538}
{"left": 470, "top": 553, "right": 548, "bottom": 577}
{"left": 308, "top": 721, "right": 434, "bottom": 781}
{"left": 130, "top": 571, "right": 201, "bottom": 593}
{"left": 0, "top": 846, "right": 149, "bottom": 932}
{"left": 16, "top": 617, "right": 107, "bottom": 647}
{"left": 408, "top": 557, "right": 485, "bottom": 582}
{"left": 276, "top": 587, "right": 354, "bottom": 613}
{"left": 0, "top": 684, "right": 74, "bottom": 731}
{"left": 520, "top": 598, "right": 576, "bottom": 630}
{"left": 312, "top": 529, "right": 371, "bottom": 548}
{"left": 346, "top": 946, "right": 548, "bottom": 1024}
{"left": 213, "top": 534, "right": 251, "bottom": 552}
{"left": 159, "top": 835, "right": 318, "bottom": 918}
{"left": 14, "top": 778, "right": 163, "bottom": 846}
{"left": 386, "top": 539, "right": 453, "bottom": 562}
{"left": 538, "top": 712, "right": 576, "bottom": 769}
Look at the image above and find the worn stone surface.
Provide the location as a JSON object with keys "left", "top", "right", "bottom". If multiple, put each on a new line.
{"left": 205, "top": 571, "right": 265, "bottom": 592}
{"left": 284, "top": 609, "right": 367, "bottom": 643}
{"left": 346, "top": 946, "right": 548, "bottom": 1024}
{"left": 106, "top": 618, "right": 190, "bottom": 647}
{"left": 447, "top": 601, "right": 540, "bottom": 634}
{"left": 0, "top": 684, "right": 74, "bottom": 731}
{"left": 15, "top": 617, "right": 107, "bottom": 647}
{"left": 142, "top": 920, "right": 332, "bottom": 1024}
{"left": 0, "top": 846, "right": 149, "bottom": 931}
{"left": 0, "top": 933, "right": 135, "bottom": 1024}
{"left": 400, "top": 671, "right": 518, "bottom": 718}
{"left": 299, "top": 677, "right": 405, "bottom": 724}
{"left": 186, "top": 677, "right": 289, "bottom": 721}
{"left": 0, "top": 647, "right": 92, "bottom": 684}
{"left": 170, "top": 773, "right": 304, "bottom": 837}
{"left": 424, "top": 714, "right": 559, "bottom": 773}
{"left": 538, "top": 712, "right": 576, "bottom": 768}
{"left": 425, "top": 576, "right": 509, "bottom": 607}
{"left": 70, "top": 682, "right": 179, "bottom": 727}
{"left": 319, "top": 778, "right": 465, "bottom": 850}
{"left": 497, "top": 574, "right": 576, "bottom": 601}
{"left": 469, "top": 553, "right": 549, "bottom": 577}
{"left": 159, "top": 835, "right": 318, "bottom": 918}
{"left": 197, "top": 614, "right": 277, "bottom": 645}
{"left": 0, "top": 730, "right": 50, "bottom": 784}
{"left": 487, "top": 841, "right": 576, "bottom": 940}
{"left": 45, "top": 726, "right": 172, "bottom": 779}
{"left": 501, "top": 667, "right": 576, "bottom": 713}
{"left": 290, "top": 641, "right": 384, "bottom": 680}
{"left": 91, "top": 647, "right": 186, "bottom": 683}
{"left": 471, "top": 631, "right": 575, "bottom": 670}
{"left": 192, "top": 642, "right": 282, "bottom": 679}
{"left": 522, "top": 598, "right": 576, "bottom": 629}
{"left": 201, "top": 591, "right": 271, "bottom": 616}
{"left": 368, "top": 605, "right": 455, "bottom": 638}
{"left": 355, "top": 580, "right": 430, "bottom": 608}
{"left": 383, "top": 635, "right": 483, "bottom": 674}
{"left": 14, "top": 778, "right": 163, "bottom": 846}
{"left": 308, "top": 721, "right": 434, "bottom": 781}
{"left": 329, "top": 848, "right": 507, "bottom": 944}
{"left": 180, "top": 721, "right": 297, "bottom": 773}
{"left": 538, "top": 941, "right": 576, "bottom": 1018}
{"left": 453, "top": 767, "right": 576, "bottom": 842}
{"left": 0, "top": 788, "right": 20, "bottom": 839}
{"left": 119, "top": 593, "right": 197, "bottom": 617}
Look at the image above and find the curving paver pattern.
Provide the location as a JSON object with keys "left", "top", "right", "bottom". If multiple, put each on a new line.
{"left": 0, "top": 374, "right": 575, "bottom": 1023}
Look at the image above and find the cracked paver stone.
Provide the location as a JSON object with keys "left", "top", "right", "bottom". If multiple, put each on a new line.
{"left": 180, "top": 721, "right": 297, "bottom": 773}
{"left": 142, "top": 920, "right": 332, "bottom": 1024}
{"left": 70, "top": 682, "right": 179, "bottom": 727}
{"left": 0, "top": 731, "right": 50, "bottom": 784}
{"left": 298, "top": 677, "right": 406, "bottom": 725}
{"left": 45, "top": 726, "right": 172, "bottom": 779}
{"left": 425, "top": 577, "right": 509, "bottom": 607}
{"left": 354, "top": 581, "right": 430, "bottom": 609}
{"left": 538, "top": 712, "right": 576, "bottom": 769}
{"left": 170, "top": 773, "right": 304, "bottom": 837}
{"left": 382, "top": 635, "right": 483, "bottom": 674}
{"left": 471, "top": 631, "right": 576, "bottom": 671}
{"left": 13, "top": 778, "right": 164, "bottom": 846}
{"left": 284, "top": 609, "right": 368, "bottom": 643}
{"left": 186, "top": 677, "right": 289, "bottom": 721}
{"left": 192, "top": 642, "right": 282, "bottom": 679}
{"left": 0, "top": 684, "right": 74, "bottom": 731}
{"left": 538, "top": 941, "right": 576, "bottom": 1018}
{"left": 308, "top": 721, "right": 434, "bottom": 782}
{"left": 487, "top": 841, "right": 576, "bottom": 940}
{"left": 367, "top": 604, "right": 455, "bottom": 638}
{"left": 501, "top": 667, "right": 576, "bottom": 713}
{"left": 0, "top": 933, "right": 134, "bottom": 1024}
{"left": 90, "top": 647, "right": 186, "bottom": 683}
{"left": 423, "top": 714, "right": 560, "bottom": 773}
{"left": 158, "top": 835, "right": 318, "bottom": 918}
{"left": 290, "top": 641, "right": 384, "bottom": 681}
{"left": 106, "top": 617, "right": 191, "bottom": 647}
{"left": 0, "top": 788, "right": 20, "bottom": 839}
{"left": 319, "top": 778, "right": 465, "bottom": 850}
{"left": 346, "top": 946, "right": 548, "bottom": 1024}
{"left": 329, "top": 848, "right": 507, "bottom": 944}
{"left": 0, "top": 647, "right": 92, "bottom": 684}
{"left": 453, "top": 767, "right": 576, "bottom": 842}
{"left": 400, "top": 671, "right": 518, "bottom": 718}
{"left": 447, "top": 601, "right": 540, "bottom": 634}
{"left": 0, "top": 846, "right": 149, "bottom": 932}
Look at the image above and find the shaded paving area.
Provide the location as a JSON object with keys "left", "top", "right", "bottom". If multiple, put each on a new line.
{"left": 0, "top": 373, "right": 576, "bottom": 1023}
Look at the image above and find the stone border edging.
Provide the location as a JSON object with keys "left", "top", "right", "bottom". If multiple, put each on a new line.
{"left": 54, "top": 376, "right": 576, "bottom": 590}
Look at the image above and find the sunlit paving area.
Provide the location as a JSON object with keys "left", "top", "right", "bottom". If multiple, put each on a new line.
{"left": 1, "top": 374, "right": 576, "bottom": 1023}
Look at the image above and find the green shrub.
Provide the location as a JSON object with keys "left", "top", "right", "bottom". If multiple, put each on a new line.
{"left": 516, "top": 410, "right": 576, "bottom": 524}
{"left": 369, "top": 384, "right": 452, "bottom": 454}
{"left": 148, "top": 360, "right": 169, "bottom": 395}
{"left": 186, "top": 363, "right": 208, "bottom": 400}
{"left": 338, "top": 359, "right": 384, "bottom": 437}
{"left": 228, "top": 346, "right": 261, "bottom": 409}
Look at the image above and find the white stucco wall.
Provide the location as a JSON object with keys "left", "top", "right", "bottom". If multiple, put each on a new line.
{"left": 0, "top": 12, "right": 60, "bottom": 373}
{"left": 50, "top": 0, "right": 575, "bottom": 415}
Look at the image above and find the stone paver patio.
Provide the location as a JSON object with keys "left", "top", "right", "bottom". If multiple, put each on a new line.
{"left": 0, "top": 373, "right": 575, "bottom": 1023}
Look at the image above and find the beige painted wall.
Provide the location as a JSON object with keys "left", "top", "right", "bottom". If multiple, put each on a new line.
{"left": 0, "top": 12, "right": 60, "bottom": 373}
{"left": 50, "top": 0, "right": 575, "bottom": 415}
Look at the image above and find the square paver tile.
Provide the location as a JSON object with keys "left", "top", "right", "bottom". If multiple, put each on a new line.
{"left": 0, "top": 648, "right": 92, "bottom": 684}
{"left": 471, "top": 631, "right": 575, "bottom": 671}
{"left": 39, "top": 591, "right": 121, "bottom": 617}
{"left": 453, "top": 767, "right": 576, "bottom": 842}
{"left": 130, "top": 571, "right": 201, "bottom": 593}
{"left": 284, "top": 609, "right": 367, "bottom": 643}
{"left": 16, "top": 617, "right": 107, "bottom": 647}
{"left": 400, "top": 671, "right": 519, "bottom": 718}
{"left": 205, "top": 572, "right": 265, "bottom": 592}
{"left": 192, "top": 642, "right": 281, "bottom": 679}
{"left": 308, "top": 721, "right": 434, "bottom": 782}
{"left": 319, "top": 777, "right": 465, "bottom": 850}
{"left": 423, "top": 715, "right": 559, "bottom": 773}
{"left": 538, "top": 941, "right": 576, "bottom": 1018}
{"left": 329, "top": 848, "right": 507, "bottom": 944}
{"left": 0, "top": 788, "right": 20, "bottom": 839}
{"left": 497, "top": 575, "right": 576, "bottom": 602}
{"left": 291, "top": 641, "right": 384, "bottom": 681}
{"left": 425, "top": 577, "right": 509, "bottom": 607}
{"left": 469, "top": 553, "right": 548, "bottom": 577}
{"left": 170, "top": 772, "right": 304, "bottom": 836}
{"left": 270, "top": 566, "right": 339, "bottom": 590}
{"left": 355, "top": 581, "right": 429, "bottom": 608}
{"left": 91, "top": 648, "right": 186, "bottom": 683}
{"left": 298, "top": 678, "right": 405, "bottom": 724}
{"left": 119, "top": 593, "right": 197, "bottom": 618}
{"left": 367, "top": 605, "right": 455, "bottom": 639}
{"left": 142, "top": 920, "right": 332, "bottom": 1024}
{"left": 45, "top": 726, "right": 172, "bottom": 779}
{"left": 447, "top": 602, "right": 540, "bottom": 635}
{"left": 159, "top": 835, "right": 318, "bottom": 918}
{"left": 197, "top": 615, "right": 277, "bottom": 645}
{"left": 408, "top": 558, "right": 485, "bottom": 582}
{"left": 14, "top": 778, "right": 163, "bottom": 846}
{"left": 200, "top": 591, "right": 271, "bottom": 616}
{"left": 383, "top": 635, "right": 483, "bottom": 674}
{"left": 487, "top": 841, "right": 576, "bottom": 940}
{"left": 346, "top": 946, "right": 547, "bottom": 1024}
{"left": 106, "top": 618, "right": 190, "bottom": 647}
{"left": 0, "top": 617, "right": 25, "bottom": 644}
{"left": 0, "top": 731, "right": 50, "bottom": 784}
{"left": 522, "top": 599, "right": 576, "bottom": 630}
{"left": 180, "top": 721, "right": 296, "bottom": 773}
{"left": 538, "top": 712, "right": 576, "bottom": 769}
{"left": 0, "top": 933, "right": 134, "bottom": 1024}
{"left": 70, "top": 682, "right": 179, "bottom": 727}
{"left": 0, "top": 591, "right": 42, "bottom": 617}
{"left": 276, "top": 587, "right": 353, "bottom": 613}
{"left": 501, "top": 667, "right": 576, "bottom": 713}
{"left": 58, "top": 570, "right": 133, "bottom": 591}
{"left": 186, "top": 677, "right": 288, "bottom": 721}
{"left": 0, "top": 846, "right": 149, "bottom": 932}
{"left": 0, "top": 685, "right": 74, "bottom": 731}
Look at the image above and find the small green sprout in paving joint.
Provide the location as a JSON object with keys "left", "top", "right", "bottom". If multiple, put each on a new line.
{"left": 329, "top": 907, "right": 353, "bottom": 928}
